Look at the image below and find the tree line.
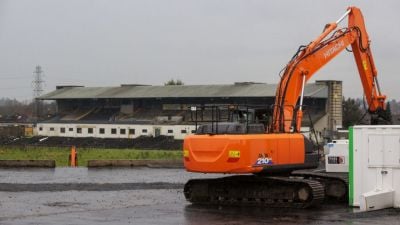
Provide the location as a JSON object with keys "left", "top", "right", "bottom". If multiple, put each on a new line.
{"left": 0, "top": 98, "right": 56, "bottom": 122}
{"left": 342, "top": 97, "right": 396, "bottom": 128}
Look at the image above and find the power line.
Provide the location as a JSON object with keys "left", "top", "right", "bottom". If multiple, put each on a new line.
{"left": 32, "top": 65, "right": 45, "bottom": 98}
{"left": 0, "top": 86, "right": 31, "bottom": 90}
{"left": 32, "top": 65, "right": 45, "bottom": 121}
{"left": 0, "top": 76, "right": 30, "bottom": 80}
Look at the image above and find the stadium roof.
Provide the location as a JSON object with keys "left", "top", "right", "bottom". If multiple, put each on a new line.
{"left": 38, "top": 82, "right": 329, "bottom": 100}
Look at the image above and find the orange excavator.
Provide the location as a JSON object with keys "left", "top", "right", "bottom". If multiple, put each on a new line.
{"left": 183, "top": 6, "right": 387, "bottom": 208}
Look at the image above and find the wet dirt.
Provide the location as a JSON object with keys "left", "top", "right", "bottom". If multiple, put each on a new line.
{"left": 0, "top": 168, "right": 399, "bottom": 225}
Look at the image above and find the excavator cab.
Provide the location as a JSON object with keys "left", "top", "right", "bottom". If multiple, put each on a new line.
{"left": 190, "top": 105, "right": 269, "bottom": 135}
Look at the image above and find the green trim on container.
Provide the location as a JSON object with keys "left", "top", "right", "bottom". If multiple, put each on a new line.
{"left": 349, "top": 126, "right": 354, "bottom": 206}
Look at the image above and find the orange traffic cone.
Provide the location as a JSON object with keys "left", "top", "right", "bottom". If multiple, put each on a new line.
{"left": 68, "top": 145, "right": 78, "bottom": 167}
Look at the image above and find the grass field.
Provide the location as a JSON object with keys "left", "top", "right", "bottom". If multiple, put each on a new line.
{"left": 0, "top": 146, "right": 182, "bottom": 167}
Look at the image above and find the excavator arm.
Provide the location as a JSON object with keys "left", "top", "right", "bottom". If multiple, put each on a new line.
{"left": 272, "top": 6, "right": 386, "bottom": 133}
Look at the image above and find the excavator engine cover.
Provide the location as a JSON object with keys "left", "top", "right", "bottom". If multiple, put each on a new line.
{"left": 183, "top": 133, "right": 318, "bottom": 174}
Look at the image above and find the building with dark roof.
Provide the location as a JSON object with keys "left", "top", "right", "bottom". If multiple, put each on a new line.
{"left": 36, "top": 80, "right": 342, "bottom": 141}
{"left": 39, "top": 82, "right": 328, "bottom": 99}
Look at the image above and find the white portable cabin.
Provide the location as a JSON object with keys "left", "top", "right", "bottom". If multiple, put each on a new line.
{"left": 349, "top": 125, "right": 400, "bottom": 211}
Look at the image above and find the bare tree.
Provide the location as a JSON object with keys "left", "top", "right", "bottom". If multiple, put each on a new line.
{"left": 164, "top": 79, "right": 184, "bottom": 86}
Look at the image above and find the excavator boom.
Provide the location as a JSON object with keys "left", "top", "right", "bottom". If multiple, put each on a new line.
{"left": 272, "top": 6, "right": 386, "bottom": 133}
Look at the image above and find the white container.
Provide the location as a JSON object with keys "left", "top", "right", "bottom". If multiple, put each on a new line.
{"left": 325, "top": 139, "right": 349, "bottom": 173}
{"left": 350, "top": 125, "right": 400, "bottom": 211}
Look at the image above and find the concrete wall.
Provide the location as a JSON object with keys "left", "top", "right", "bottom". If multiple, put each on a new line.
{"left": 316, "top": 80, "right": 343, "bottom": 140}
{"left": 313, "top": 114, "right": 329, "bottom": 141}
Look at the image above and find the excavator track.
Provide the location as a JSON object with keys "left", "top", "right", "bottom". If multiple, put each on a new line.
{"left": 184, "top": 175, "right": 324, "bottom": 208}
{"left": 291, "top": 170, "right": 349, "bottom": 202}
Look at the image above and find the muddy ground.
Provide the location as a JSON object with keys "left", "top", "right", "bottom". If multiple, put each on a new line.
{"left": 0, "top": 168, "right": 399, "bottom": 225}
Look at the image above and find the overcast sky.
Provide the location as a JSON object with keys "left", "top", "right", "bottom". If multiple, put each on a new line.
{"left": 0, "top": 0, "right": 399, "bottom": 101}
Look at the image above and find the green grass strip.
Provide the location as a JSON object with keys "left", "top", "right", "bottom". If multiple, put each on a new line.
{"left": 0, "top": 146, "right": 182, "bottom": 167}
